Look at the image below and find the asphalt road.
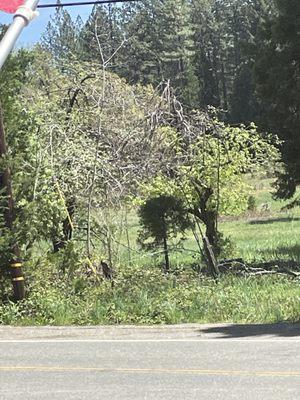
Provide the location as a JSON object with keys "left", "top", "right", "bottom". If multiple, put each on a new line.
{"left": 0, "top": 323, "right": 299, "bottom": 399}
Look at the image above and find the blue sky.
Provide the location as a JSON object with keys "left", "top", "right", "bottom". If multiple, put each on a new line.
{"left": 0, "top": 1, "right": 94, "bottom": 47}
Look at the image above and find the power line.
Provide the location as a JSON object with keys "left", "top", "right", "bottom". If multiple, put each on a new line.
{"left": 37, "top": 0, "right": 141, "bottom": 8}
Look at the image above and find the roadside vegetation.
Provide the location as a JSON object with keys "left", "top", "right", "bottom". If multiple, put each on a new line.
{"left": 0, "top": 0, "right": 299, "bottom": 325}
{"left": 0, "top": 177, "right": 299, "bottom": 325}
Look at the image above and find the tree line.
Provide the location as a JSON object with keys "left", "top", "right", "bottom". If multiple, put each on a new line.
{"left": 42, "top": 0, "right": 299, "bottom": 197}
{"left": 42, "top": 0, "right": 271, "bottom": 121}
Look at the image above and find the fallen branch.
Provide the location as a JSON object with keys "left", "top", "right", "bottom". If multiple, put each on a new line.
{"left": 217, "top": 258, "right": 300, "bottom": 279}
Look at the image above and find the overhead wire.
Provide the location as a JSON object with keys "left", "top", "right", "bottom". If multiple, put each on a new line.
{"left": 37, "top": 0, "right": 141, "bottom": 9}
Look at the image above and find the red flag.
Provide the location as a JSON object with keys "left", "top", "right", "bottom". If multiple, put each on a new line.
{"left": 0, "top": 0, "right": 24, "bottom": 13}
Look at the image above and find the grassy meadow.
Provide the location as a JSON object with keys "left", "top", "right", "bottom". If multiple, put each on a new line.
{"left": 222, "top": 176, "right": 300, "bottom": 263}
{"left": 0, "top": 175, "right": 299, "bottom": 325}
{"left": 118, "top": 175, "right": 300, "bottom": 266}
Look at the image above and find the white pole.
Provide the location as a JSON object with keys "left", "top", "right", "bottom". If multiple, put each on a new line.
{"left": 0, "top": 0, "right": 39, "bottom": 69}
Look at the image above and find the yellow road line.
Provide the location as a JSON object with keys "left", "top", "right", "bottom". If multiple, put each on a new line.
{"left": 0, "top": 366, "right": 299, "bottom": 377}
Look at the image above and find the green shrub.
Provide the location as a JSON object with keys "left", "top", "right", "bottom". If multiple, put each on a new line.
{"left": 247, "top": 195, "right": 257, "bottom": 211}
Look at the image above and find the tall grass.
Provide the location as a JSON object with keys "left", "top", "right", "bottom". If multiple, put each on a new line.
{"left": 0, "top": 265, "right": 299, "bottom": 325}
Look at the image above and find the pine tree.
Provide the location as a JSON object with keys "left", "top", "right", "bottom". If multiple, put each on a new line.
{"left": 41, "top": 2, "right": 83, "bottom": 61}
{"left": 80, "top": 4, "right": 123, "bottom": 66}
{"left": 120, "top": 0, "right": 199, "bottom": 106}
{"left": 191, "top": 0, "right": 271, "bottom": 119}
{"left": 229, "top": 0, "right": 273, "bottom": 124}
{"left": 158, "top": 0, "right": 199, "bottom": 106}
{"left": 253, "top": 0, "right": 300, "bottom": 199}
{"left": 138, "top": 195, "right": 191, "bottom": 273}
{"left": 119, "top": 1, "right": 166, "bottom": 85}
{"left": 191, "top": 0, "right": 227, "bottom": 109}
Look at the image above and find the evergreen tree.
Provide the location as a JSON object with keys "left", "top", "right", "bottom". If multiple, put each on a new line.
{"left": 120, "top": 1, "right": 163, "bottom": 85}
{"left": 229, "top": 0, "right": 273, "bottom": 124}
{"left": 253, "top": 0, "right": 300, "bottom": 198}
{"left": 191, "top": 0, "right": 220, "bottom": 108}
{"left": 138, "top": 196, "right": 191, "bottom": 273}
{"left": 120, "top": 0, "right": 199, "bottom": 106}
{"left": 191, "top": 0, "right": 271, "bottom": 120}
{"left": 80, "top": 4, "right": 123, "bottom": 66}
{"left": 41, "top": 1, "right": 83, "bottom": 61}
{"left": 158, "top": 0, "right": 199, "bottom": 106}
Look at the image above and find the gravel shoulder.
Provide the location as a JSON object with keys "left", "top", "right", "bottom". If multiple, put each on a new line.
{"left": 0, "top": 322, "right": 299, "bottom": 341}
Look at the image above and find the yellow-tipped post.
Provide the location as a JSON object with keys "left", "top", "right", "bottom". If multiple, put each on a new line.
{"left": 10, "top": 261, "right": 25, "bottom": 301}
{"left": 0, "top": 106, "right": 25, "bottom": 301}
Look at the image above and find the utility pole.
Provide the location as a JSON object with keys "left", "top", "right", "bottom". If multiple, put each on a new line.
{"left": 0, "top": 104, "right": 25, "bottom": 300}
{"left": 0, "top": 1, "right": 40, "bottom": 301}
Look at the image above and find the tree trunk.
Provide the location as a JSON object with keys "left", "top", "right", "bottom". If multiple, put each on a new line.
{"left": 202, "top": 235, "right": 219, "bottom": 280}
{"left": 53, "top": 197, "right": 75, "bottom": 253}
{"left": 124, "top": 207, "right": 131, "bottom": 266}
{"left": 163, "top": 235, "right": 170, "bottom": 273}
{"left": 220, "top": 61, "right": 228, "bottom": 110}
{"left": 189, "top": 188, "right": 220, "bottom": 279}
{"left": 203, "top": 210, "right": 218, "bottom": 254}
{"left": 0, "top": 104, "right": 25, "bottom": 300}
{"left": 192, "top": 205, "right": 219, "bottom": 255}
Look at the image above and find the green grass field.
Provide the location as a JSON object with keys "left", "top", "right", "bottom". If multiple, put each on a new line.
{"left": 221, "top": 175, "right": 300, "bottom": 262}
{"left": 118, "top": 175, "right": 300, "bottom": 266}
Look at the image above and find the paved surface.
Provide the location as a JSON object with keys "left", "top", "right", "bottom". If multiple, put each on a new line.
{"left": 0, "top": 323, "right": 299, "bottom": 399}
